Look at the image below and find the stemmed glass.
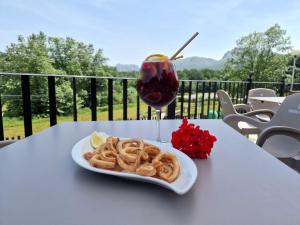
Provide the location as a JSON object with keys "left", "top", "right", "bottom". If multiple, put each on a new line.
{"left": 136, "top": 54, "right": 179, "bottom": 142}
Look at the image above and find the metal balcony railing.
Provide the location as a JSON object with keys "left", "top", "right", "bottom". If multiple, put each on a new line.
{"left": 0, "top": 72, "right": 299, "bottom": 140}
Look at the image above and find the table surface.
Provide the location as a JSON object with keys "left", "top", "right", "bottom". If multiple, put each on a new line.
{"left": 1, "top": 120, "right": 300, "bottom": 225}
{"left": 248, "top": 96, "right": 286, "bottom": 103}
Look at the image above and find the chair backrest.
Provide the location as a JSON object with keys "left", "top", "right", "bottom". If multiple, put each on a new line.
{"left": 248, "top": 88, "right": 279, "bottom": 111}
{"left": 248, "top": 88, "right": 276, "bottom": 98}
{"left": 216, "top": 90, "right": 236, "bottom": 117}
{"left": 269, "top": 93, "right": 300, "bottom": 130}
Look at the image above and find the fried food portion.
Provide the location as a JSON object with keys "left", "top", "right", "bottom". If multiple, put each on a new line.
{"left": 136, "top": 163, "right": 157, "bottom": 177}
{"left": 90, "top": 154, "right": 116, "bottom": 169}
{"left": 83, "top": 136, "right": 180, "bottom": 183}
{"left": 83, "top": 152, "right": 95, "bottom": 160}
{"left": 152, "top": 152, "right": 180, "bottom": 183}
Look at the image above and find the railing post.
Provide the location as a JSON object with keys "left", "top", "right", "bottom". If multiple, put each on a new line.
{"left": 48, "top": 76, "right": 57, "bottom": 126}
{"left": 245, "top": 71, "right": 253, "bottom": 103}
{"left": 206, "top": 81, "right": 212, "bottom": 118}
{"left": 21, "top": 75, "right": 33, "bottom": 137}
{"left": 147, "top": 106, "right": 151, "bottom": 120}
{"left": 72, "top": 77, "right": 77, "bottom": 121}
{"left": 167, "top": 99, "right": 176, "bottom": 119}
{"left": 90, "top": 78, "right": 97, "bottom": 121}
{"left": 201, "top": 82, "right": 205, "bottom": 118}
{"left": 180, "top": 81, "right": 185, "bottom": 118}
{"left": 194, "top": 81, "right": 199, "bottom": 119}
{"left": 212, "top": 82, "right": 217, "bottom": 118}
{"left": 279, "top": 76, "right": 286, "bottom": 97}
{"left": 108, "top": 78, "right": 113, "bottom": 121}
{"left": 187, "top": 81, "right": 192, "bottom": 119}
{"left": 122, "top": 79, "right": 128, "bottom": 120}
{"left": 136, "top": 95, "right": 140, "bottom": 120}
{"left": 0, "top": 91, "right": 4, "bottom": 140}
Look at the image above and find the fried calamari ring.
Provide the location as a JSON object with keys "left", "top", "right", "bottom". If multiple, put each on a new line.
{"left": 136, "top": 163, "right": 157, "bottom": 177}
{"left": 117, "top": 139, "right": 144, "bottom": 151}
{"left": 119, "top": 147, "right": 139, "bottom": 163}
{"left": 116, "top": 155, "right": 137, "bottom": 172}
{"left": 116, "top": 145, "right": 146, "bottom": 172}
{"left": 99, "top": 149, "right": 117, "bottom": 163}
{"left": 117, "top": 139, "right": 144, "bottom": 163}
{"left": 90, "top": 154, "right": 116, "bottom": 169}
{"left": 142, "top": 143, "right": 161, "bottom": 163}
{"left": 106, "top": 137, "right": 119, "bottom": 152}
{"left": 84, "top": 136, "right": 180, "bottom": 182}
{"left": 95, "top": 138, "right": 118, "bottom": 154}
{"left": 83, "top": 152, "right": 95, "bottom": 160}
{"left": 94, "top": 143, "right": 104, "bottom": 154}
{"left": 153, "top": 152, "right": 180, "bottom": 183}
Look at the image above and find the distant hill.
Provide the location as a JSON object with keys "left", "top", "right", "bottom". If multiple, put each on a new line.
{"left": 116, "top": 64, "right": 139, "bottom": 72}
{"left": 173, "top": 51, "right": 231, "bottom": 71}
{"left": 115, "top": 51, "right": 231, "bottom": 72}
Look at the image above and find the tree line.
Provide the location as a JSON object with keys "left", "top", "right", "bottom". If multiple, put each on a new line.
{"left": 0, "top": 24, "right": 299, "bottom": 117}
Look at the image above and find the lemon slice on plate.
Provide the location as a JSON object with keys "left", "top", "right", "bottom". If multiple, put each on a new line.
{"left": 90, "top": 131, "right": 107, "bottom": 149}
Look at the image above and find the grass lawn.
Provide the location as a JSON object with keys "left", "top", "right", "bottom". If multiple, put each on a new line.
{"left": 2, "top": 100, "right": 220, "bottom": 139}
{"left": 3, "top": 102, "right": 150, "bottom": 139}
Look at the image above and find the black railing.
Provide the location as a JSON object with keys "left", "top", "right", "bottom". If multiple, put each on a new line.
{"left": 0, "top": 72, "right": 299, "bottom": 140}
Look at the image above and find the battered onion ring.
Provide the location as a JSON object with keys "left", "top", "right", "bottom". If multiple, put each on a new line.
{"left": 90, "top": 154, "right": 116, "bottom": 169}
{"left": 136, "top": 163, "right": 157, "bottom": 177}
{"left": 153, "top": 152, "right": 180, "bottom": 183}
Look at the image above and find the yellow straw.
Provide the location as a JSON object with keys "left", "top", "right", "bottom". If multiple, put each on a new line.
{"left": 170, "top": 32, "right": 199, "bottom": 60}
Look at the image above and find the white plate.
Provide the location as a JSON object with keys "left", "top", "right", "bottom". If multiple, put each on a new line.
{"left": 71, "top": 133, "right": 198, "bottom": 195}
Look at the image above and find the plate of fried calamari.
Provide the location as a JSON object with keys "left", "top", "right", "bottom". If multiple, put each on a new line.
{"left": 71, "top": 132, "right": 197, "bottom": 194}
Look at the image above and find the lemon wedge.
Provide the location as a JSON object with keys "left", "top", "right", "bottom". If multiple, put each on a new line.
{"left": 90, "top": 131, "right": 107, "bottom": 149}
{"left": 145, "top": 54, "right": 169, "bottom": 61}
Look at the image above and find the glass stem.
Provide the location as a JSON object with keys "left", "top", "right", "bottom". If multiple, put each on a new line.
{"left": 156, "top": 109, "right": 161, "bottom": 142}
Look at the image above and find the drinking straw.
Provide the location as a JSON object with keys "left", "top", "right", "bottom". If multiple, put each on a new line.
{"left": 173, "top": 55, "right": 184, "bottom": 60}
{"left": 170, "top": 32, "right": 199, "bottom": 60}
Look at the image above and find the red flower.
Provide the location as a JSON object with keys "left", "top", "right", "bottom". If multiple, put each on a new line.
{"left": 171, "top": 119, "right": 217, "bottom": 159}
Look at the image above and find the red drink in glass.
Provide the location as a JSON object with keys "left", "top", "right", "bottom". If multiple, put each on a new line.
{"left": 136, "top": 54, "right": 179, "bottom": 142}
{"left": 137, "top": 60, "right": 179, "bottom": 109}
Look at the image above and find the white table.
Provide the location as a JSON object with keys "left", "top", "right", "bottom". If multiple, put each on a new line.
{"left": 248, "top": 96, "right": 286, "bottom": 104}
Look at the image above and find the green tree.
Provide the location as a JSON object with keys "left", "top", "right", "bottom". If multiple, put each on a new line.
{"left": 48, "top": 37, "right": 107, "bottom": 76}
{"left": 286, "top": 52, "right": 300, "bottom": 83}
{"left": 224, "top": 24, "right": 291, "bottom": 81}
{"left": 0, "top": 32, "right": 110, "bottom": 116}
{"left": 177, "top": 68, "right": 222, "bottom": 81}
{"left": 48, "top": 37, "right": 109, "bottom": 107}
{"left": 0, "top": 32, "right": 62, "bottom": 116}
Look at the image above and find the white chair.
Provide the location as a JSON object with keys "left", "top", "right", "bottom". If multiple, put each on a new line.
{"left": 224, "top": 93, "right": 300, "bottom": 166}
{"left": 248, "top": 88, "right": 280, "bottom": 113}
{"left": 217, "top": 90, "right": 274, "bottom": 135}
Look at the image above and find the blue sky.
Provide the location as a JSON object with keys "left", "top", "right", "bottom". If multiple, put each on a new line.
{"left": 0, "top": 0, "right": 299, "bottom": 65}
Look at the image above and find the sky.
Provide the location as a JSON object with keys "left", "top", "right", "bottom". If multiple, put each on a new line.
{"left": 0, "top": 0, "right": 299, "bottom": 65}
